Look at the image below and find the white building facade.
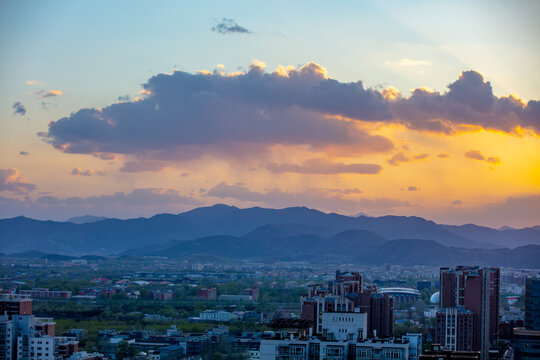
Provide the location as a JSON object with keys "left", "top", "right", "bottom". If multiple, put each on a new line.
{"left": 199, "top": 310, "right": 235, "bottom": 322}
{"left": 260, "top": 331, "right": 421, "bottom": 360}
{"left": 321, "top": 312, "right": 367, "bottom": 341}
{"left": 1, "top": 314, "right": 64, "bottom": 360}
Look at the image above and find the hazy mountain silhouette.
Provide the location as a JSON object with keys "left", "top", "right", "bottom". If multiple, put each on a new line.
{"left": 128, "top": 226, "right": 387, "bottom": 262}
{"left": 66, "top": 215, "right": 109, "bottom": 224}
{"left": 123, "top": 229, "right": 540, "bottom": 268}
{"left": 1, "top": 204, "right": 538, "bottom": 258}
{"left": 441, "top": 224, "right": 540, "bottom": 248}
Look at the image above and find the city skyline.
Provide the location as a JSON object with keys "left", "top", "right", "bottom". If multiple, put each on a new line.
{"left": 1, "top": 1, "right": 539, "bottom": 227}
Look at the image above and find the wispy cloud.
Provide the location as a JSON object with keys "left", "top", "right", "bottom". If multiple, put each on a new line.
{"left": 206, "top": 182, "right": 413, "bottom": 215}
{"left": 386, "top": 58, "right": 432, "bottom": 67}
{"left": 0, "top": 188, "right": 201, "bottom": 220}
{"left": 464, "top": 150, "right": 501, "bottom": 164}
{"left": 387, "top": 152, "right": 429, "bottom": 166}
{"left": 12, "top": 101, "right": 26, "bottom": 116}
{"left": 71, "top": 167, "right": 106, "bottom": 176}
{"left": 212, "top": 18, "right": 251, "bottom": 34}
{"left": 120, "top": 160, "right": 167, "bottom": 173}
{"left": 425, "top": 195, "right": 540, "bottom": 228}
{"left": 0, "top": 168, "right": 35, "bottom": 193}
{"left": 266, "top": 158, "right": 383, "bottom": 175}
{"left": 35, "top": 89, "right": 63, "bottom": 98}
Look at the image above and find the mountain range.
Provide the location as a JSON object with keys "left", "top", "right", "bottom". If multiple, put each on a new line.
{"left": 1, "top": 204, "right": 539, "bottom": 267}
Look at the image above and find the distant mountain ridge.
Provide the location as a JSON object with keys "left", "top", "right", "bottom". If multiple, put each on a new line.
{"left": 66, "top": 215, "right": 109, "bottom": 224}
{"left": 440, "top": 223, "right": 540, "bottom": 249}
{"left": 1, "top": 205, "right": 539, "bottom": 265}
{"left": 121, "top": 229, "right": 540, "bottom": 268}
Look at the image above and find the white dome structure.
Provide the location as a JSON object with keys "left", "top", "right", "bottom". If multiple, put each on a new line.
{"left": 430, "top": 291, "right": 440, "bottom": 304}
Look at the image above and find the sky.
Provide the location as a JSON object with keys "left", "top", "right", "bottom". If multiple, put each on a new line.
{"left": 1, "top": 0, "right": 539, "bottom": 227}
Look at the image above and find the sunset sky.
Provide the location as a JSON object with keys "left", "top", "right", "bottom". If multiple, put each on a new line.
{"left": 1, "top": 0, "right": 539, "bottom": 227}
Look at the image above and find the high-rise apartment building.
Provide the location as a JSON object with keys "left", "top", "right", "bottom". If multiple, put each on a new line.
{"left": 0, "top": 294, "right": 78, "bottom": 360}
{"left": 436, "top": 266, "right": 499, "bottom": 360}
{"left": 525, "top": 278, "right": 540, "bottom": 331}
{"left": 301, "top": 271, "right": 394, "bottom": 338}
{"left": 513, "top": 278, "right": 540, "bottom": 360}
{"left": 0, "top": 294, "right": 33, "bottom": 316}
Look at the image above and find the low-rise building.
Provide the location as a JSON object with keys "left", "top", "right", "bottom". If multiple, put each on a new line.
{"left": 0, "top": 294, "right": 33, "bottom": 316}
{"left": 57, "top": 336, "right": 79, "bottom": 358}
{"left": 198, "top": 287, "right": 217, "bottom": 300}
{"left": 67, "top": 351, "right": 105, "bottom": 360}
{"left": 199, "top": 310, "right": 237, "bottom": 322}
{"left": 219, "top": 294, "right": 253, "bottom": 302}
{"left": 152, "top": 290, "right": 173, "bottom": 301}
{"left": 25, "top": 335, "right": 55, "bottom": 360}
{"left": 260, "top": 331, "right": 422, "bottom": 360}
{"left": 62, "top": 328, "right": 88, "bottom": 341}
{"left": 20, "top": 288, "right": 72, "bottom": 299}
{"left": 243, "top": 287, "right": 260, "bottom": 300}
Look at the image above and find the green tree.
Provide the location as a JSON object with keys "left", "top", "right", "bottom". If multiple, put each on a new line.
{"left": 421, "top": 288, "right": 431, "bottom": 303}
{"left": 212, "top": 353, "right": 224, "bottom": 360}
{"left": 115, "top": 340, "right": 135, "bottom": 360}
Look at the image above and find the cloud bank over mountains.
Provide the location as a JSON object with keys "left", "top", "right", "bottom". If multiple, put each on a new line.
{"left": 5, "top": 61, "right": 534, "bottom": 226}
{"left": 0, "top": 188, "right": 201, "bottom": 220}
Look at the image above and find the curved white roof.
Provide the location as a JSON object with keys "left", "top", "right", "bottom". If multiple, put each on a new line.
{"left": 378, "top": 287, "right": 421, "bottom": 296}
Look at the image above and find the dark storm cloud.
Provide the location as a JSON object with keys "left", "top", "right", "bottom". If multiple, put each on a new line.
{"left": 12, "top": 101, "right": 26, "bottom": 116}
{"left": 391, "top": 71, "right": 539, "bottom": 133}
{"left": 41, "top": 63, "right": 538, "bottom": 168}
{"left": 43, "top": 62, "right": 394, "bottom": 159}
{"left": 19, "top": 151, "right": 29, "bottom": 156}
{"left": 212, "top": 18, "right": 251, "bottom": 34}
{"left": 266, "top": 158, "right": 383, "bottom": 175}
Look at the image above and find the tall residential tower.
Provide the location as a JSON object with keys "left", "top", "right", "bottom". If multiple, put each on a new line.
{"left": 435, "top": 266, "right": 499, "bottom": 360}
